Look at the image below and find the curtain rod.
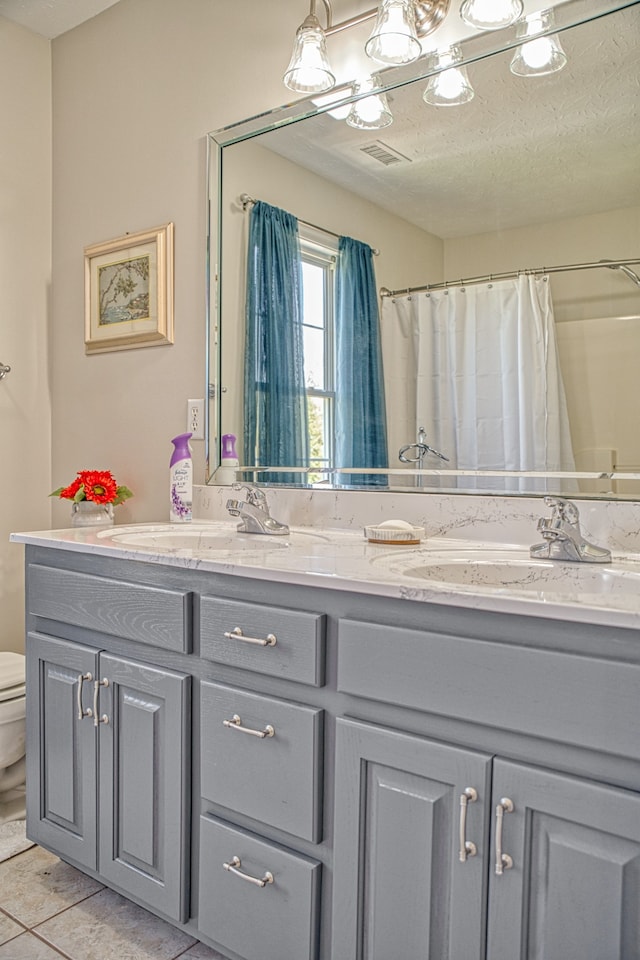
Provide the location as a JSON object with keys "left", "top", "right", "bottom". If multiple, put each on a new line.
{"left": 239, "top": 193, "right": 380, "bottom": 256}
{"left": 379, "top": 257, "right": 640, "bottom": 298}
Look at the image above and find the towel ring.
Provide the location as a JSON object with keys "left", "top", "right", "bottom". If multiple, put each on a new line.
{"left": 0, "top": 362, "right": 11, "bottom": 381}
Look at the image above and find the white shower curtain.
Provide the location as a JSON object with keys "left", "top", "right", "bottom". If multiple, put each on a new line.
{"left": 385, "top": 275, "right": 575, "bottom": 483}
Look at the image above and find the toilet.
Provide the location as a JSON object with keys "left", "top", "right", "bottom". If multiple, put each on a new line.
{"left": 0, "top": 652, "right": 26, "bottom": 824}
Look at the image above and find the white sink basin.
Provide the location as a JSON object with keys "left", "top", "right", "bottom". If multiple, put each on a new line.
{"left": 97, "top": 522, "right": 327, "bottom": 553}
{"left": 376, "top": 549, "right": 640, "bottom": 597}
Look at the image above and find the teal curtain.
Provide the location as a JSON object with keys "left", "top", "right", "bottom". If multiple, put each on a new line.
{"left": 335, "top": 236, "right": 388, "bottom": 486}
{"left": 244, "top": 201, "right": 309, "bottom": 484}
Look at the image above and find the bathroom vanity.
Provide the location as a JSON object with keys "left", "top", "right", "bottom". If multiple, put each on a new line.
{"left": 12, "top": 517, "right": 640, "bottom": 960}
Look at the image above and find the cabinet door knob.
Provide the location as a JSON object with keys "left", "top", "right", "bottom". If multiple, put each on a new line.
{"left": 93, "top": 678, "right": 110, "bottom": 727}
{"left": 495, "top": 797, "right": 514, "bottom": 875}
{"left": 222, "top": 713, "right": 275, "bottom": 739}
{"left": 76, "top": 672, "right": 94, "bottom": 720}
{"left": 459, "top": 786, "right": 478, "bottom": 862}
{"left": 224, "top": 626, "right": 277, "bottom": 647}
{"left": 223, "top": 855, "right": 274, "bottom": 888}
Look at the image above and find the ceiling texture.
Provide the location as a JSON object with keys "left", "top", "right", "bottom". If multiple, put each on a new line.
{"left": 0, "top": 0, "right": 120, "bottom": 38}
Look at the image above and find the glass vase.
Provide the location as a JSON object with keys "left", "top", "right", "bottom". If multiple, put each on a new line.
{"left": 71, "top": 500, "right": 115, "bottom": 528}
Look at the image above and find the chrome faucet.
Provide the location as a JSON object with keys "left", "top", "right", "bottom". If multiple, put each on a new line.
{"left": 226, "top": 483, "right": 289, "bottom": 536}
{"left": 530, "top": 496, "right": 611, "bottom": 563}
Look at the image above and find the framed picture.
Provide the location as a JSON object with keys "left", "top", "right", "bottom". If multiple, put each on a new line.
{"left": 84, "top": 222, "right": 174, "bottom": 354}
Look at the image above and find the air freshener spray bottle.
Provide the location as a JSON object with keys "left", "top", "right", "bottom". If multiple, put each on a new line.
{"left": 169, "top": 433, "right": 192, "bottom": 522}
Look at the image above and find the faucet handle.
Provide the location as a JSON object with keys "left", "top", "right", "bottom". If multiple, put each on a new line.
{"left": 543, "top": 496, "right": 580, "bottom": 525}
{"left": 232, "top": 482, "right": 267, "bottom": 506}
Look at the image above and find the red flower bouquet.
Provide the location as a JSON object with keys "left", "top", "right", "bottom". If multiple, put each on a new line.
{"left": 51, "top": 470, "right": 133, "bottom": 506}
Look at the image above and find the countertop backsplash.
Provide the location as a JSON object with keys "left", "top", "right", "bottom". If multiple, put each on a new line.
{"left": 195, "top": 485, "right": 640, "bottom": 556}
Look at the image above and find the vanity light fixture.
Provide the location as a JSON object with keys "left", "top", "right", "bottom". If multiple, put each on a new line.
{"left": 283, "top": 0, "right": 451, "bottom": 94}
{"left": 459, "top": 0, "right": 524, "bottom": 30}
{"left": 423, "top": 45, "right": 475, "bottom": 105}
{"left": 346, "top": 76, "right": 394, "bottom": 129}
{"left": 509, "top": 9, "right": 567, "bottom": 76}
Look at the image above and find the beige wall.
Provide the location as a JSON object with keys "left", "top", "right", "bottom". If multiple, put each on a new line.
{"left": 49, "top": 0, "right": 308, "bottom": 529}
{"left": 0, "top": 17, "right": 51, "bottom": 653}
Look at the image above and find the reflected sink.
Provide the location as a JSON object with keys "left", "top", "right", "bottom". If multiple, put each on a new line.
{"left": 97, "top": 522, "right": 327, "bottom": 553}
{"left": 391, "top": 555, "right": 640, "bottom": 597}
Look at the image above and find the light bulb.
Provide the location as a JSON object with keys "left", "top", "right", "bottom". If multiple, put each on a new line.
{"left": 365, "top": 0, "right": 421, "bottom": 65}
{"left": 459, "top": 0, "right": 524, "bottom": 30}
{"left": 423, "top": 47, "right": 474, "bottom": 106}
{"left": 346, "top": 77, "right": 393, "bottom": 130}
{"left": 283, "top": 14, "right": 335, "bottom": 94}
{"left": 510, "top": 10, "right": 567, "bottom": 76}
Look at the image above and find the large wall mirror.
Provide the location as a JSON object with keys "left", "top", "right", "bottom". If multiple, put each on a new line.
{"left": 206, "top": 0, "right": 640, "bottom": 499}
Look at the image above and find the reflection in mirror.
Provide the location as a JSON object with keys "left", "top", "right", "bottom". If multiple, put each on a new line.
{"left": 207, "top": 0, "right": 640, "bottom": 498}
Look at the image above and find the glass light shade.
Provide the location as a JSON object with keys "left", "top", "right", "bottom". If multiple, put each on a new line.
{"left": 365, "top": 0, "right": 421, "bottom": 65}
{"left": 346, "top": 77, "right": 393, "bottom": 130}
{"left": 423, "top": 47, "right": 474, "bottom": 105}
{"left": 510, "top": 11, "right": 567, "bottom": 76}
{"left": 283, "top": 14, "right": 336, "bottom": 94}
{"left": 459, "top": 0, "right": 524, "bottom": 30}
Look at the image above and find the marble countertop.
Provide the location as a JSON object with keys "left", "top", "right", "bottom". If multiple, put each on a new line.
{"left": 11, "top": 521, "right": 640, "bottom": 631}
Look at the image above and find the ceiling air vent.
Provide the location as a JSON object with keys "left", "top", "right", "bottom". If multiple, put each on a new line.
{"left": 359, "top": 141, "right": 411, "bottom": 166}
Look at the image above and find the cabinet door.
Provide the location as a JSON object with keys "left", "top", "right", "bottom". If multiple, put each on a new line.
{"left": 332, "top": 718, "right": 492, "bottom": 960}
{"left": 97, "top": 654, "right": 190, "bottom": 923}
{"left": 488, "top": 759, "right": 640, "bottom": 960}
{"left": 25, "top": 633, "right": 98, "bottom": 870}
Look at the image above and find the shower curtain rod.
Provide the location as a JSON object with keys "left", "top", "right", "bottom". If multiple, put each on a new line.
{"left": 239, "top": 193, "right": 380, "bottom": 255}
{"left": 379, "top": 257, "right": 640, "bottom": 298}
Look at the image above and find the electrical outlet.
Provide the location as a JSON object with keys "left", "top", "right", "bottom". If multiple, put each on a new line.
{"left": 187, "top": 399, "right": 205, "bottom": 440}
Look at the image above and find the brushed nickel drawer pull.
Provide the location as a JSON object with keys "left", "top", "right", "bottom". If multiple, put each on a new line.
{"left": 93, "top": 678, "right": 110, "bottom": 727}
{"left": 224, "top": 626, "right": 277, "bottom": 647}
{"left": 495, "top": 797, "right": 514, "bottom": 875}
{"left": 76, "top": 672, "right": 94, "bottom": 720}
{"left": 459, "top": 787, "right": 478, "bottom": 862}
{"left": 223, "top": 713, "right": 275, "bottom": 739}
{"left": 223, "top": 855, "right": 274, "bottom": 888}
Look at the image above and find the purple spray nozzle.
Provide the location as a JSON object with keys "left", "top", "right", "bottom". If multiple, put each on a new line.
{"left": 170, "top": 433, "right": 192, "bottom": 467}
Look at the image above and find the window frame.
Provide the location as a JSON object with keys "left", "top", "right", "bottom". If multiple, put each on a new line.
{"left": 299, "top": 231, "right": 337, "bottom": 471}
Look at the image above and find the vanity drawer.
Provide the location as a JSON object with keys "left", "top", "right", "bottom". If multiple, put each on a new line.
{"left": 27, "top": 563, "right": 191, "bottom": 653}
{"left": 337, "top": 618, "right": 640, "bottom": 760}
{"left": 198, "top": 815, "right": 320, "bottom": 960}
{"left": 200, "top": 681, "right": 323, "bottom": 842}
{"left": 200, "top": 596, "right": 325, "bottom": 686}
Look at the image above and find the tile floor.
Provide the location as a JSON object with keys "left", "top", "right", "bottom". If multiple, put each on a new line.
{"left": 0, "top": 845, "right": 227, "bottom": 960}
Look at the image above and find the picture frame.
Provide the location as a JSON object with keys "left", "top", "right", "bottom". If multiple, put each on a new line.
{"left": 84, "top": 222, "right": 174, "bottom": 354}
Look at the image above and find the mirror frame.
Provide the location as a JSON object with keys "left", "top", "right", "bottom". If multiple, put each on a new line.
{"left": 206, "top": 0, "right": 640, "bottom": 498}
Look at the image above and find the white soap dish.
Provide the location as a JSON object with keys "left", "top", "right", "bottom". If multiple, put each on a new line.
{"left": 364, "top": 520, "right": 424, "bottom": 545}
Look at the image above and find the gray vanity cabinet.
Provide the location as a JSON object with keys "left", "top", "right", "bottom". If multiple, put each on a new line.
{"left": 26, "top": 631, "right": 190, "bottom": 923}
{"left": 332, "top": 721, "right": 640, "bottom": 960}
{"left": 20, "top": 546, "right": 640, "bottom": 960}
{"left": 334, "top": 617, "right": 640, "bottom": 960}
{"left": 486, "top": 760, "right": 640, "bottom": 960}
{"left": 331, "top": 718, "right": 492, "bottom": 960}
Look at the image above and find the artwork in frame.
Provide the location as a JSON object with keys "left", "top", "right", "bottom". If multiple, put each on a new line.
{"left": 84, "top": 222, "right": 174, "bottom": 354}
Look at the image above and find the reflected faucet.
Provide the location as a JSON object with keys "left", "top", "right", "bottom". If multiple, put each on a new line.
{"left": 530, "top": 496, "right": 611, "bottom": 563}
{"left": 226, "top": 483, "right": 290, "bottom": 536}
{"left": 399, "top": 427, "right": 449, "bottom": 467}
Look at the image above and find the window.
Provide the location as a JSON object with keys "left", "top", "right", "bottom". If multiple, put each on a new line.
{"left": 300, "top": 234, "right": 336, "bottom": 475}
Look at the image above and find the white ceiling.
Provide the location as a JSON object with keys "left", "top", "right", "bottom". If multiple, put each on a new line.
{"left": 0, "top": 0, "right": 120, "bottom": 38}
